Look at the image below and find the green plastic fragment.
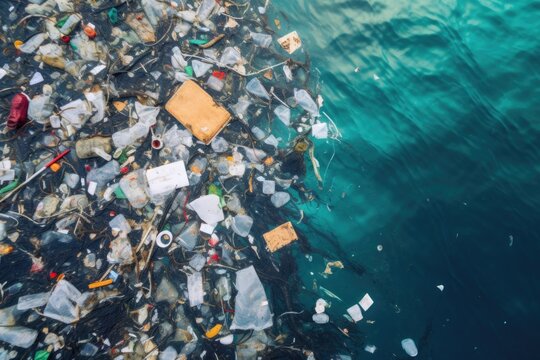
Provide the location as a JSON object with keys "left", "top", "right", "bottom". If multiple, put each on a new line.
{"left": 0, "top": 180, "right": 19, "bottom": 195}
{"left": 34, "top": 350, "right": 50, "bottom": 360}
{"left": 189, "top": 39, "right": 209, "bottom": 45}
{"left": 208, "top": 184, "right": 225, "bottom": 207}
{"left": 56, "top": 15, "right": 69, "bottom": 28}
{"left": 108, "top": 8, "right": 119, "bottom": 24}
{"left": 114, "top": 186, "right": 127, "bottom": 199}
{"left": 185, "top": 66, "right": 193, "bottom": 77}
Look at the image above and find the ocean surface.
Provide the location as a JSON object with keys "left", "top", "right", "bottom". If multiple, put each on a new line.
{"left": 272, "top": 0, "right": 540, "bottom": 358}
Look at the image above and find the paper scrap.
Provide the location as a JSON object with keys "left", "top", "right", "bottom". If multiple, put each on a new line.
{"left": 359, "top": 293, "right": 374, "bottom": 312}
{"left": 278, "top": 31, "right": 302, "bottom": 54}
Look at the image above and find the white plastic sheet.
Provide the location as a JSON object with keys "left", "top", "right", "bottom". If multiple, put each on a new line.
{"left": 230, "top": 266, "right": 273, "bottom": 331}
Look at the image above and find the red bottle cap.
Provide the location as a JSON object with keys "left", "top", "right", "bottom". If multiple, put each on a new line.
{"left": 61, "top": 35, "right": 71, "bottom": 43}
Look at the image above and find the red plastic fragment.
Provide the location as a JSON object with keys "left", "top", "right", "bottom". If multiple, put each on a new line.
{"left": 212, "top": 70, "right": 226, "bottom": 80}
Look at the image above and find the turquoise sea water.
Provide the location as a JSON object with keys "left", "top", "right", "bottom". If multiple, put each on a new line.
{"left": 273, "top": 0, "right": 540, "bottom": 358}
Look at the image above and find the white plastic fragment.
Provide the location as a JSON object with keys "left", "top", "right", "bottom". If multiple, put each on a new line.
{"left": 17, "top": 292, "right": 50, "bottom": 310}
{"left": 90, "top": 64, "right": 106, "bottom": 75}
{"left": 346, "top": 304, "right": 363, "bottom": 322}
{"left": 146, "top": 161, "right": 189, "bottom": 198}
{"left": 359, "top": 293, "right": 374, "bottom": 311}
{"left": 315, "top": 298, "right": 327, "bottom": 314}
{"left": 364, "top": 345, "right": 377, "bottom": 354}
{"left": 231, "top": 215, "right": 253, "bottom": 237}
{"left": 437, "top": 285, "right": 444, "bottom": 291}
{"left": 200, "top": 223, "right": 216, "bottom": 235}
{"left": 87, "top": 181, "right": 97, "bottom": 195}
{"left": 312, "top": 122, "right": 328, "bottom": 139}
{"left": 187, "top": 272, "right": 204, "bottom": 307}
{"left": 274, "top": 105, "right": 291, "bottom": 126}
{"left": 312, "top": 313, "right": 329, "bottom": 324}
{"left": 29, "top": 72, "right": 44, "bottom": 85}
{"left": 294, "top": 89, "right": 319, "bottom": 116}
{"left": 188, "top": 195, "right": 224, "bottom": 225}
{"left": 191, "top": 60, "right": 212, "bottom": 77}
{"left": 401, "top": 338, "right": 418, "bottom": 357}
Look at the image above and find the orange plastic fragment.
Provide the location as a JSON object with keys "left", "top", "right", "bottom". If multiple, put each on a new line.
{"left": 205, "top": 324, "right": 222, "bottom": 338}
{"left": 88, "top": 278, "right": 113, "bottom": 289}
{"left": 50, "top": 163, "right": 61, "bottom": 172}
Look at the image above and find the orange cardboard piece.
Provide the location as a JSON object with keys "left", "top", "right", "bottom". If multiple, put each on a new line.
{"left": 263, "top": 221, "right": 298, "bottom": 252}
{"left": 165, "top": 80, "right": 232, "bottom": 144}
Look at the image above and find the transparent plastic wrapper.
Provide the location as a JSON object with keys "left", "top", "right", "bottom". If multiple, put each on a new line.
{"left": 401, "top": 338, "right": 418, "bottom": 357}
{"left": 84, "top": 91, "right": 106, "bottom": 123}
{"left": 25, "top": 0, "right": 56, "bottom": 16}
{"left": 43, "top": 280, "right": 82, "bottom": 324}
{"left": 109, "top": 214, "right": 132, "bottom": 234}
{"left": 250, "top": 32, "right": 272, "bottom": 48}
{"left": 211, "top": 137, "right": 229, "bottom": 153}
{"left": 189, "top": 253, "right": 206, "bottom": 272}
{"left": 312, "top": 122, "right": 328, "bottom": 139}
{"left": 274, "top": 105, "right": 291, "bottom": 126}
{"left": 251, "top": 127, "right": 265, "bottom": 141}
{"left": 231, "top": 215, "right": 253, "bottom": 237}
{"left": 107, "top": 236, "right": 134, "bottom": 265}
{"left": 0, "top": 305, "right": 25, "bottom": 326}
{"left": 197, "top": 0, "right": 216, "bottom": 20}
{"left": 80, "top": 343, "right": 99, "bottom": 357}
{"left": 113, "top": 103, "right": 159, "bottom": 148}
{"left": 207, "top": 76, "right": 224, "bottom": 92}
{"left": 60, "top": 99, "right": 92, "bottom": 128}
{"left": 230, "top": 266, "right": 273, "bottom": 331}
{"left": 231, "top": 96, "right": 251, "bottom": 119}
{"left": 246, "top": 78, "right": 270, "bottom": 100}
{"left": 17, "top": 292, "right": 50, "bottom": 311}
{"left": 187, "top": 272, "right": 204, "bottom": 307}
{"left": 159, "top": 346, "right": 178, "bottom": 360}
{"left": 312, "top": 313, "right": 329, "bottom": 324}
{"left": 188, "top": 195, "right": 224, "bottom": 225}
{"left": 0, "top": 327, "right": 38, "bottom": 348}
{"left": 142, "top": 0, "right": 167, "bottom": 26}
{"left": 156, "top": 277, "right": 179, "bottom": 304}
{"left": 37, "top": 43, "right": 67, "bottom": 69}
{"left": 217, "top": 276, "right": 232, "bottom": 301}
{"left": 28, "top": 94, "right": 54, "bottom": 124}
{"left": 171, "top": 47, "right": 187, "bottom": 69}
{"left": 294, "top": 89, "right": 319, "bottom": 116}
{"left": 192, "top": 60, "right": 212, "bottom": 77}
{"left": 176, "top": 221, "right": 200, "bottom": 250}
{"left": 18, "top": 33, "right": 47, "bottom": 54}
{"left": 271, "top": 192, "right": 290, "bottom": 208}
{"left": 87, "top": 161, "right": 119, "bottom": 189}
{"left": 262, "top": 180, "right": 276, "bottom": 195}
{"left": 119, "top": 169, "right": 149, "bottom": 209}
{"left": 220, "top": 47, "right": 242, "bottom": 66}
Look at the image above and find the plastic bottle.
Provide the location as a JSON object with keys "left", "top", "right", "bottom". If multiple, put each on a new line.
{"left": 401, "top": 338, "right": 418, "bottom": 357}
{"left": 75, "top": 136, "right": 112, "bottom": 159}
{"left": 18, "top": 33, "right": 48, "bottom": 54}
{"left": 7, "top": 93, "right": 29, "bottom": 130}
{"left": 119, "top": 169, "right": 149, "bottom": 209}
{"left": 58, "top": 14, "right": 82, "bottom": 35}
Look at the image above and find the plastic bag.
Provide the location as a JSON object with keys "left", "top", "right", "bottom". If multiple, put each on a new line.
{"left": 294, "top": 89, "right": 319, "bottom": 116}
{"left": 0, "top": 326, "right": 38, "bottom": 348}
{"left": 43, "top": 280, "right": 82, "bottom": 324}
{"left": 250, "top": 32, "right": 272, "bottom": 48}
{"left": 246, "top": 78, "right": 270, "bottom": 100}
{"left": 230, "top": 266, "right": 273, "bottom": 331}
{"left": 274, "top": 105, "right": 291, "bottom": 126}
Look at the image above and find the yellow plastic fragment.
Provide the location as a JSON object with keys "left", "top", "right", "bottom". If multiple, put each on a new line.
{"left": 205, "top": 324, "right": 222, "bottom": 339}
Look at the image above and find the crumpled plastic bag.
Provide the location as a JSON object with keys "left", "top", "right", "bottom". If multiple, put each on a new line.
{"left": 230, "top": 266, "right": 273, "bottom": 331}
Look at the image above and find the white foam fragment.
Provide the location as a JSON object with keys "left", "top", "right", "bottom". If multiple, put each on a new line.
{"left": 437, "top": 284, "right": 444, "bottom": 292}
{"left": 87, "top": 181, "right": 97, "bottom": 195}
